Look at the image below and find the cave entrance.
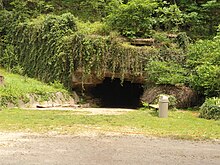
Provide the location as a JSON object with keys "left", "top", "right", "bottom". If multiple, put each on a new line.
{"left": 91, "top": 77, "right": 144, "bottom": 109}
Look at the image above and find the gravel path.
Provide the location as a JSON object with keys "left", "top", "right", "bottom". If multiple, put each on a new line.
{"left": 0, "top": 132, "right": 219, "bottom": 165}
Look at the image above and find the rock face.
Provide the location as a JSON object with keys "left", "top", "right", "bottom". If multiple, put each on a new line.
{"left": 25, "top": 92, "right": 77, "bottom": 108}
{"left": 3, "top": 92, "right": 78, "bottom": 109}
{"left": 0, "top": 75, "right": 4, "bottom": 85}
{"left": 130, "top": 38, "right": 155, "bottom": 46}
{"left": 141, "top": 85, "right": 202, "bottom": 108}
{"left": 72, "top": 70, "right": 145, "bottom": 88}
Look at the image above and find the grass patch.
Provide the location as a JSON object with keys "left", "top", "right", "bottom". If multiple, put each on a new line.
{"left": 0, "top": 108, "right": 219, "bottom": 140}
{"left": 0, "top": 68, "right": 70, "bottom": 107}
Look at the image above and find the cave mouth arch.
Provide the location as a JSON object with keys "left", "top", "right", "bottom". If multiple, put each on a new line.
{"left": 90, "top": 77, "right": 144, "bottom": 109}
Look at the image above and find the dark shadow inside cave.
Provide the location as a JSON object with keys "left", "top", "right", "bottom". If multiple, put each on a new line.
{"left": 90, "top": 77, "right": 144, "bottom": 109}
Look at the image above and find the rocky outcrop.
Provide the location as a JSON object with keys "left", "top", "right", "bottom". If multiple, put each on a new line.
{"left": 72, "top": 70, "right": 145, "bottom": 88}
{"left": 130, "top": 38, "right": 155, "bottom": 46}
{"left": 141, "top": 85, "right": 202, "bottom": 108}
{"left": 5, "top": 92, "right": 79, "bottom": 109}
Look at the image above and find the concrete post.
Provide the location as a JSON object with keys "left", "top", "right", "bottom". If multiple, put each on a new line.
{"left": 159, "top": 95, "right": 169, "bottom": 118}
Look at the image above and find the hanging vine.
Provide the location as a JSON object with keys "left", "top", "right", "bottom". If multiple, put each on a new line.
{"left": 0, "top": 12, "right": 184, "bottom": 88}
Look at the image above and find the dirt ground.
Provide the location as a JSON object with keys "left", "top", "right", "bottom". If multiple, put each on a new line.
{"left": 0, "top": 132, "right": 219, "bottom": 165}
{"left": 25, "top": 107, "right": 135, "bottom": 115}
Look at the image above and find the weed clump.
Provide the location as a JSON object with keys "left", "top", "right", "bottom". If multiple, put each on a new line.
{"left": 200, "top": 97, "right": 220, "bottom": 120}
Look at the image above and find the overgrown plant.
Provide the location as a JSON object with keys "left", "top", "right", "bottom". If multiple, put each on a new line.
{"left": 200, "top": 97, "right": 220, "bottom": 120}
{"left": 2, "top": 12, "right": 172, "bottom": 87}
{"left": 187, "top": 35, "right": 220, "bottom": 97}
{"left": 106, "top": 0, "right": 158, "bottom": 38}
{"left": 3, "top": 13, "right": 77, "bottom": 86}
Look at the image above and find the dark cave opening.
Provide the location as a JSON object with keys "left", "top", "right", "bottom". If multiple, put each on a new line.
{"left": 90, "top": 77, "right": 144, "bottom": 109}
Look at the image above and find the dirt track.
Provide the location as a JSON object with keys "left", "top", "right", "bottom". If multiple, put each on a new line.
{"left": 0, "top": 132, "right": 219, "bottom": 165}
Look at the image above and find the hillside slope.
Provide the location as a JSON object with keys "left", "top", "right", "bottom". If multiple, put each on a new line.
{"left": 0, "top": 68, "right": 74, "bottom": 108}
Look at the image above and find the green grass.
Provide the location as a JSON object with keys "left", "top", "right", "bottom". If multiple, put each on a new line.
{"left": 0, "top": 108, "right": 219, "bottom": 140}
{"left": 0, "top": 68, "right": 68, "bottom": 95}
{"left": 0, "top": 68, "right": 219, "bottom": 140}
{"left": 0, "top": 68, "right": 70, "bottom": 106}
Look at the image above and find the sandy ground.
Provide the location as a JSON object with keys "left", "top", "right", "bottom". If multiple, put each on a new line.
{"left": 24, "top": 107, "right": 135, "bottom": 115}
{"left": 0, "top": 132, "right": 219, "bottom": 165}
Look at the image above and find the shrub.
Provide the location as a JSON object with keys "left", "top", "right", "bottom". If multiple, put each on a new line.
{"left": 189, "top": 64, "right": 220, "bottom": 96}
{"left": 187, "top": 37, "right": 220, "bottom": 97}
{"left": 199, "top": 97, "right": 220, "bottom": 120}
{"left": 155, "top": 4, "right": 184, "bottom": 32}
{"left": 76, "top": 20, "right": 111, "bottom": 36}
{"left": 145, "top": 61, "right": 187, "bottom": 85}
{"left": 106, "top": 1, "right": 195, "bottom": 38}
{"left": 106, "top": 0, "right": 158, "bottom": 38}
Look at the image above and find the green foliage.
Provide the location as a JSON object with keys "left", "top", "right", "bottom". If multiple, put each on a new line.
{"left": 215, "top": 24, "right": 220, "bottom": 40}
{"left": 141, "top": 101, "right": 149, "bottom": 108}
{"left": 0, "top": 9, "right": 12, "bottom": 34}
{"left": 76, "top": 20, "right": 111, "bottom": 36}
{"left": 1, "top": 4, "right": 185, "bottom": 89}
{"left": 105, "top": 1, "right": 202, "bottom": 38}
{"left": 189, "top": 64, "right": 220, "bottom": 96}
{"left": 201, "top": 0, "right": 220, "bottom": 34}
{"left": 65, "top": 33, "right": 158, "bottom": 81}
{"left": 2, "top": 0, "right": 54, "bottom": 14}
{"left": 51, "top": 0, "right": 116, "bottom": 22}
{"left": 106, "top": 0, "right": 158, "bottom": 38}
{"left": 176, "top": 32, "right": 190, "bottom": 51}
{"left": 0, "top": 13, "right": 78, "bottom": 86}
{"left": 0, "top": 45, "right": 18, "bottom": 71}
{"left": 187, "top": 37, "right": 220, "bottom": 96}
{"left": 152, "top": 32, "right": 170, "bottom": 43}
{"left": 200, "top": 97, "right": 220, "bottom": 120}
{"left": 145, "top": 61, "right": 187, "bottom": 85}
{"left": 2, "top": 0, "right": 220, "bottom": 39}
{"left": 190, "top": 0, "right": 220, "bottom": 39}
{"left": 167, "top": 94, "right": 178, "bottom": 110}
{"left": 2, "top": 11, "right": 174, "bottom": 87}
{"left": 49, "top": 80, "right": 66, "bottom": 90}
{"left": 1, "top": 0, "right": 220, "bottom": 101}
{"left": 156, "top": 4, "right": 184, "bottom": 32}
{"left": 0, "top": 0, "right": 2, "bottom": 9}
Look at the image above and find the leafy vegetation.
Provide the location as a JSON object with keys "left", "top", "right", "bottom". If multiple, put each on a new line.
{"left": 187, "top": 32, "right": 220, "bottom": 97}
{"left": 0, "top": 8, "right": 184, "bottom": 87}
{"left": 145, "top": 61, "right": 187, "bottom": 85}
{"left": 2, "top": 13, "right": 77, "bottom": 87}
{"left": 200, "top": 97, "right": 220, "bottom": 120}
{"left": 0, "top": 0, "right": 220, "bottom": 120}
{"left": 106, "top": 0, "right": 158, "bottom": 38}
